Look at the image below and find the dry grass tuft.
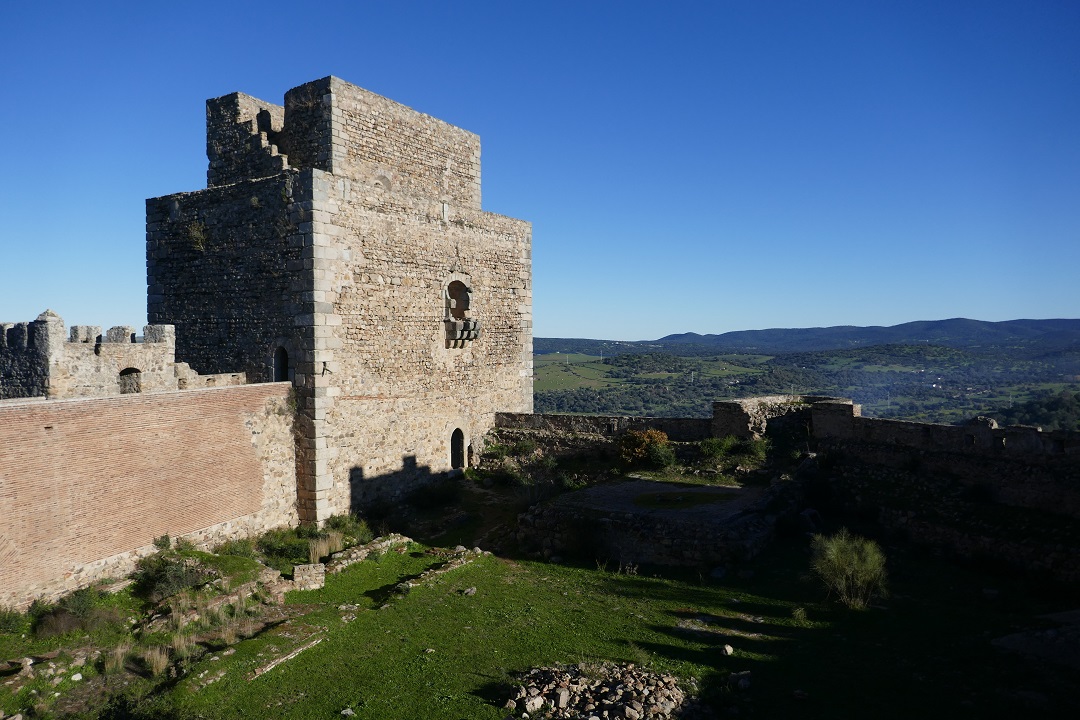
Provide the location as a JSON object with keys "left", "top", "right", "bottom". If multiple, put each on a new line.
{"left": 143, "top": 646, "right": 170, "bottom": 676}
{"left": 308, "top": 531, "right": 345, "bottom": 564}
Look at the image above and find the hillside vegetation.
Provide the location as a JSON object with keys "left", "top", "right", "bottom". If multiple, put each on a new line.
{"left": 535, "top": 320, "right": 1080, "bottom": 425}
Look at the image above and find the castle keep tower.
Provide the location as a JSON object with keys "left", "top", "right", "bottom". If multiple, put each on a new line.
{"left": 147, "top": 77, "right": 533, "bottom": 522}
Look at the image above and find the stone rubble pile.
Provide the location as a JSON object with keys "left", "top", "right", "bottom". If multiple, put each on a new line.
{"left": 504, "top": 663, "right": 713, "bottom": 719}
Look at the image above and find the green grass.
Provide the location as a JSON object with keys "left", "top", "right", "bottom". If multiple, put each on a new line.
{"left": 104, "top": 538, "right": 1080, "bottom": 720}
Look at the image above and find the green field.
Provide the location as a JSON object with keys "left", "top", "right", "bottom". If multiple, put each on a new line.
{"left": 533, "top": 348, "right": 1080, "bottom": 427}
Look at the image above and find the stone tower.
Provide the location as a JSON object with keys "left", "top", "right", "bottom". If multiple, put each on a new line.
{"left": 147, "top": 77, "right": 533, "bottom": 522}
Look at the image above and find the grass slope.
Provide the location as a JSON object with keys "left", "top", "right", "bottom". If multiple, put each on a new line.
{"left": 120, "top": 540, "right": 1079, "bottom": 720}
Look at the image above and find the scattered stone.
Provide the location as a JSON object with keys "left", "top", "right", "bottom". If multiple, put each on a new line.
{"left": 506, "top": 662, "right": 709, "bottom": 718}
{"left": 723, "top": 644, "right": 734, "bottom": 656}
{"left": 463, "top": 587, "right": 477, "bottom": 596}
{"left": 341, "top": 708, "right": 356, "bottom": 717}
{"left": 71, "top": 673, "right": 83, "bottom": 682}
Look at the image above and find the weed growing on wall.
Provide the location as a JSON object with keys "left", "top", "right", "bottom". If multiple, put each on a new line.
{"left": 810, "top": 528, "right": 888, "bottom": 609}
{"left": 187, "top": 221, "right": 209, "bottom": 252}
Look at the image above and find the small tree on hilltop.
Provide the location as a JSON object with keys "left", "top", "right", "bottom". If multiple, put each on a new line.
{"left": 810, "top": 528, "right": 888, "bottom": 610}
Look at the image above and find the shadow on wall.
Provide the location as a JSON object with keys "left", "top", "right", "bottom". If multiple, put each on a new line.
{"left": 349, "top": 455, "right": 453, "bottom": 513}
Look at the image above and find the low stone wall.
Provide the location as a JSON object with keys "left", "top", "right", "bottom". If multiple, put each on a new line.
{"left": 495, "top": 413, "right": 711, "bottom": 442}
{"left": 516, "top": 505, "right": 776, "bottom": 568}
{"left": 515, "top": 481, "right": 803, "bottom": 569}
{"left": 0, "top": 383, "right": 297, "bottom": 609}
{"left": 824, "top": 464, "right": 1080, "bottom": 584}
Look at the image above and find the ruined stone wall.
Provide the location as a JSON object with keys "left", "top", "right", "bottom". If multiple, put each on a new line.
{"left": 712, "top": 395, "right": 842, "bottom": 439}
{"left": 0, "top": 320, "right": 49, "bottom": 399}
{"left": 495, "top": 412, "right": 711, "bottom": 442}
{"left": 811, "top": 402, "right": 1080, "bottom": 459}
{"left": 147, "top": 173, "right": 302, "bottom": 380}
{"left": 206, "top": 92, "right": 288, "bottom": 188}
{"left": 0, "top": 383, "right": 297, "bottom": 609}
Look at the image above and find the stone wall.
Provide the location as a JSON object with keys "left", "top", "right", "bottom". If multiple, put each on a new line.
{"left": 147, "top": 173, "right": 302, "bottom": 381}
{"left": 495, "top": 412, "right": 711, "bottom": 442}
{"left": 1, "top": 310, "right": 192, "bottom": 400}
{"left": 811, "top": 401, "right": 1080, "bottom": 461}
{"left": 0, "top": 383, "right": 297, "bottom": 609}
{"left": 712, "top": 395, "right": 844, "bottom": 439}
{"left": 150, "top": 76, "right": 532, "bottom": 522}
{"left": 0, "top": 317, "right": 50, "bottom": 399}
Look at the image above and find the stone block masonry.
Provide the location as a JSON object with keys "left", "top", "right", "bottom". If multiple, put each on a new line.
{"left": 149, "top": 76, "right": 532, "bottom": 522}
{"left": 0, "top": 383, "right": 297, "bottom": 609}
{"left": 1, "top": 75, "right": 533, "bottom": 605}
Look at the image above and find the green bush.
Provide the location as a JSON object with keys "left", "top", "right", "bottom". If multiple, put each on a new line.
{"left": 741, "top": 436, "right": 771, "bottom": 463}
{"left": 213, "top": 538, "right": 257, "bottom": 559}
{"left": 0, "top": 606, "right": 26, "bottom": 633}
{"left": 325, "top": 513, "right": 375, "bottom": 544}
{"left": 617, "top": 429, "right": 674, "bottom": 469}
{"left": 484, "top": 443, "right": 510, "bottom": 460}
{"left": 60, "top": 587, "right": 103, "bottom": 618}
{"left": 134, "top": 553, "right": 215, "bottom": 602}
{"left": 700, "top": 435, "right": 740, "bottom": 460}
{"left": 810, "top": 528, "right": 888, "bottom": 609}
{"left": 511, "top": 438, "right": 538, "bottom": 457}
{"left": 257, "top": 528, "right": 312, "bottom": 570}
{"left": 644, "top": 441, "right": 676, "bottom": 468}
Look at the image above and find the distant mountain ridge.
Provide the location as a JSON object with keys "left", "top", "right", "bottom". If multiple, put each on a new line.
{"left": 536, "top": 318, "right": 1080, "bottom": 356}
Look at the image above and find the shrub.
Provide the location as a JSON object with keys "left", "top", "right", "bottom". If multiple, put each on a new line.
{"left": 741, "top": 436, "right": 771, "bottom": 463}
{"left": 700, "top": 435, "right": 740, "bottom": 460}
{"left": 644, "top": 440, "right": 676, "bottom": 468}
{"left": 135, "top": 553, "right": 215, "bottom": 602}
{"left": 810, "top": 528, "right": 888, "bottom": 609}
{"left": 213, "top": 538, "right": 257, "bottom": 559}
{"left": 511, "top": 438, "right": 538, "bottom": 457}
{"left": 257, "top": 529, "right": 311, "bottom": 570}
{"left": 324, "top": 514, "right": 374, "bottom": 544}
{"left": 61, "top": 587, "right": 103, "bottom": 618}
{"left": 617, "top": 429, "right": 674, "bottom": 469}
{"left": 35, "top": 607, "right": 81, "bottom": 638}
{"left": 484, "top": 443, "right": 510, "bottom": 460}
{"left": 153, "top": 534, "right": 172, "bottom": 551}
{"left": 0, "top": 606, "right": 26, "bottom": 634}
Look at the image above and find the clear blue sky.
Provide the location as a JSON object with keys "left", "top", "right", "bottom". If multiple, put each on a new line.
{"left": 2, "top": 1, "right": 1077, "bottom": 340}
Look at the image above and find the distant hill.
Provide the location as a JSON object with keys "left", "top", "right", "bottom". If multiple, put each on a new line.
{"left": 536, "top": 318, "right": 1080, "bottom": 356}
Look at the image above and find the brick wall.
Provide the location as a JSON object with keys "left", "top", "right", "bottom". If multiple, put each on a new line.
{"left": 0, "top": 383, "right": 297, "bottom": 609}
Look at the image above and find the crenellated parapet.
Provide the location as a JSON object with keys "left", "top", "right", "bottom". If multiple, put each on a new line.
{"left": 0, "top": 311, "right": 241, "bottom": 400}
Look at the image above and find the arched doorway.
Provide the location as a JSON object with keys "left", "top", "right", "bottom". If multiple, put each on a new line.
{"left": 273, "top": 347, "right": 290, "bottom": 382}
{"left": 451, "top": 428, "right": 465, "bottom": 470}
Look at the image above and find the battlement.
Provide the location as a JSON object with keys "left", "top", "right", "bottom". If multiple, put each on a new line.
{"left": 0, "top": 311, "right": 189, "bottom": 400}
{"left": 204, "top": 76, "right": 481, "bottom": 209}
